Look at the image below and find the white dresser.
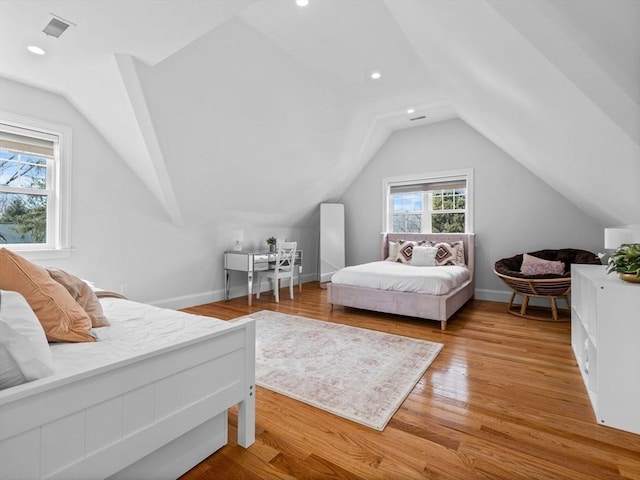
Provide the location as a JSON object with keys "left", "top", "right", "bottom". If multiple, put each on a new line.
{"left": 571, "top": 264, "right": 640, "bottom": 435}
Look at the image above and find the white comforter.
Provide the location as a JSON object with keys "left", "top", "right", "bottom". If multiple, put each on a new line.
{"left": 330, "top": 261, "right": 470, "bottom": 295}
{"left": 49, "top": 298, "right": 228, "bottom": 375}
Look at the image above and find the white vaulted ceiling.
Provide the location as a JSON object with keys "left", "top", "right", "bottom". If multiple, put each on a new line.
{"left": 0, "top": 0, "right": 637, "bottom": 227}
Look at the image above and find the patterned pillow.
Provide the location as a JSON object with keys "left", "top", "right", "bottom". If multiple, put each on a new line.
{"left": 396, "top": 240, "right": 425, "bottom": 264}
{"left": 428, "top": 241, "right": 466, "bottom": 266}
{"left": 521, "top": 253, "right": 565, "bottom": 275}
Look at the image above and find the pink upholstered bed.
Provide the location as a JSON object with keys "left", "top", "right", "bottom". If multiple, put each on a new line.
{"left": 327, "top": 233, "right": 475, "bottom": 330}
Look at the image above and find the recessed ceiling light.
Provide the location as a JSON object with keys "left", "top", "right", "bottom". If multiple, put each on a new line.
{"left": 296, "top": 0, "right": 309, "bottom": 6}
{"left": 407, "top": 108, "right": 415, "bottom": 114}
{"left": 371, "top": 71, "right": 381, "bottom": 80}
{"left": 27, "top": 45, "right": 46, "bottom": 55}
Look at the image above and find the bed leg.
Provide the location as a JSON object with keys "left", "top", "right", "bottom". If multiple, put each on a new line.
{"left": 238, "top": 319, "right": 256, "bottom": 448}
{"left": 237, "top": 385, "right": 255, "bottom": 448}
{"left": 440, "top": 320, "right": 446, "bottom": 331}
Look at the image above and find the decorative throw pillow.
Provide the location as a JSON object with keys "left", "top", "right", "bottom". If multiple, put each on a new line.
{"left": 47, "top": 268, "right": 110, "bottom": 328}
{"left": 521, "top": 253, "right": 565, "bottom": 276}
{"left": 411, "top": 246, "right": 438, "bottom": 266}
{"left": 428, "top": 241, "right": 466, "bottom": 266}
{"left": 0, "top": 248, "right": 95, "bottom": 343}
{"left": 386, "top": 241, "right": 400, "bottom": 261}
{"left": 396, "top": 240, "right": 422, "bottom": 264}
{"left": 0, "top": 290, "right": 54, "bottom": 389}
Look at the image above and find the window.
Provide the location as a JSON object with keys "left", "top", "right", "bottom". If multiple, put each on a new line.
{"left": 383, "top": 169, "right": 473, "bottom": 233}
{"left": 0, "top": 112, "right": 71, "bottom": 253}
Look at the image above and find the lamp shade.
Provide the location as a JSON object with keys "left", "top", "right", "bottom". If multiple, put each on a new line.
{"left": 604, "top": 228, "right": 632, "bottom": 249}
{"left": 233, "top": 229, "right": 244, "bottom": 241}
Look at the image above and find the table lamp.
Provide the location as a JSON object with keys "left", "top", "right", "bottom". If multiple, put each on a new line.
{"left": 233, "top": 229, "right": 244, "bottom": 251}
{"left": 604, "top": 228, "right": 632, "bottom": 251}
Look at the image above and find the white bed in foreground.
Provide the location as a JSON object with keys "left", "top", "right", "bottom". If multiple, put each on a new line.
{"left": 0, "top": 298, "right": 255, "bottom": 480}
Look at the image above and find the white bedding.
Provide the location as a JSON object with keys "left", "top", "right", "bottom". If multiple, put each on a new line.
{"left": 49, "top": 297, "right": 228, "bottom": 377}
{"left": 330, "top": 261, "right": 470, "bottom": 295}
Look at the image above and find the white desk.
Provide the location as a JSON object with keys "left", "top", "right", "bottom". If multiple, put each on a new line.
{"left": 224, "top": 250, "right": 303, "bottom": 306}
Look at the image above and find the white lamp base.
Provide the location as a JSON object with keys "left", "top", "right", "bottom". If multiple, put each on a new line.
{"left": 233, "top": 241, "right": 242, "bottom": 251}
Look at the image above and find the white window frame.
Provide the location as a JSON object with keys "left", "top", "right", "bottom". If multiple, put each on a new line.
{"left": 0, "top": 111, "right": 72, "bottom": 258}
{"left": 382, "top": 168, "right": 474, "bottom": 233}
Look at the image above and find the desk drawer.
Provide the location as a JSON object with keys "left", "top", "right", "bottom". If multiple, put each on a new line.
{"left": 253, "top": 254, "right": 270, "bottom": 271}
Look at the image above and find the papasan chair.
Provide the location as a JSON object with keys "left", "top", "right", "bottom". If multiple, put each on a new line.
{"left": 494, "top": 249, "right": 601, "bottom": 321}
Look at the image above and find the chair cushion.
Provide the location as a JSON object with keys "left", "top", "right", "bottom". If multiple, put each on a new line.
{"left": 520, "top": 253, "right": 565, "bottom": 276}
{"left": 495, "top": 248, "right": 601, "bottom": 279}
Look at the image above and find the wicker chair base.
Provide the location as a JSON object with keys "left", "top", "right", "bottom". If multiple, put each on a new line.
{"left": 494, "top": 270, "right": 572, "bottom": 322}
{"left": 507, "top": 291, "right": 570, "bottom": 321}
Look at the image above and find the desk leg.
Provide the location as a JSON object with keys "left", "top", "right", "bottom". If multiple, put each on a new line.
{"left": 298, "top": 266, "right": 303, "bottom": 293}
{"left": 224, "top": 269, "right": 229, "bottom": 301}
{"left": 247, "top": 272, "right": 253, "bottom": 307}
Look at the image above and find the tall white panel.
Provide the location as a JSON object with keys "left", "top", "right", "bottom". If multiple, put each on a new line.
{"left": 319, "top": 203, "right": 345, "bottom": 283}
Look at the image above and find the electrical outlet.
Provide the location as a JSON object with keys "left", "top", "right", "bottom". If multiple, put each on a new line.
{"left": 120, "top": 284, "right": 128, "bottom": 296}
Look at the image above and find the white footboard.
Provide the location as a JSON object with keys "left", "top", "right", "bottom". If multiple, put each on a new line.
{"left": 0, "top": 317, "right": 255, "bottom": 480}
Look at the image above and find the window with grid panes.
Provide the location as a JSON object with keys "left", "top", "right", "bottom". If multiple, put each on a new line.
{"left": 0, "top": 115, "right": 70, "bottom": 251}
{"left": 383, "top": 170, "right": 473, "bottom": 233}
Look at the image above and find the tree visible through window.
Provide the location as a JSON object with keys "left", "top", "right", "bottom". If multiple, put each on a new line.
{"left": 0, "top": 124, "right": 58, "bottom": 247}
{"left": 430, "top": 188, "right": 466, "bottom": 233}
{"left": 384, "top": 170, "right": 473, "bottom": 234}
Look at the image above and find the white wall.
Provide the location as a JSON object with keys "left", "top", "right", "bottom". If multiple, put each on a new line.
{"left": 0, "top": 76, "right": 317, "bottom": 308}
{"left": 134, "top": 18, "right": 356, "bottom": 229}
{"left": 339, "top": 118, "right": 604, "bottom": 301}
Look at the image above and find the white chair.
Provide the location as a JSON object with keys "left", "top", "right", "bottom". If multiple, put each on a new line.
{"left": 256, "top": 241, "right": 297, "bottom": 302}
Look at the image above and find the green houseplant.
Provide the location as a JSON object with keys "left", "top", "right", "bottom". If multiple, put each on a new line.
{"left": 266, "top": 236, "right": 277, "bottom": 253}
{"left": 607, "top": 243, "right": 640, "bottom": 283}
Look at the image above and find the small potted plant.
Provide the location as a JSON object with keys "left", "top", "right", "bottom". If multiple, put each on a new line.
{"left": 266, "top": 236, "right": 277, "bottom": 253}
{"left": 607, "top": 243, "right": 640, "bottom": 283}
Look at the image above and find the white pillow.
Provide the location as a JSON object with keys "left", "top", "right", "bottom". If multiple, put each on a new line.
{"left": 386, "top": 241, "right": 399, "bottom": 261}
{"left": 411, "top": 246, "right": 438, "bottom": 266}
{"left": 0, "top": 290, "right": 54, "bottom": 389}
{"left": 0, "top": 344, "right": 27, "bottom": 390}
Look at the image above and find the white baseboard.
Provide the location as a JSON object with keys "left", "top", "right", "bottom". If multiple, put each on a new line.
{"left": 474, "top": 288, "right": 512, "bottom": 303}
{"left": 474, "top": 288, "right": 569, "bottom": 308}
{"left": 152, "top": 283, "right": 557, "bottom": 312}
{"left": 149, "top": 291, "right": 220, "bottom": 310}
{"left": 149, "top": 273, "right": 317, "bottom": 310}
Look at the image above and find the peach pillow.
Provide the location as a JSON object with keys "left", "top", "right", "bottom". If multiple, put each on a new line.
{"left": 47, "top": 268, "right": 110, "bottom": 328}
{"left": 0, "top": 248, "right": 95, "bottom": 343}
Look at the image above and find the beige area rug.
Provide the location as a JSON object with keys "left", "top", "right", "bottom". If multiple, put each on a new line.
{"left": 237, "top": 310, "right": 444, "bottom": 431}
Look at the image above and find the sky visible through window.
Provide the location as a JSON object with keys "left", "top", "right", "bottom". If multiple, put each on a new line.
{"left": 0, "top": 149, "right": 49, "bottom": 244}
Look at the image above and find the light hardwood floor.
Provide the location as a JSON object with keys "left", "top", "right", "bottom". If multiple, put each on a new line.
{"left": 180, "top": 283, "right": 640, "bottom": 480}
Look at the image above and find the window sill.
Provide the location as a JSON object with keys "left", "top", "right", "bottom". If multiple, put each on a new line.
{"left": 7, "top": 248, "right": 74, "bottom": 261}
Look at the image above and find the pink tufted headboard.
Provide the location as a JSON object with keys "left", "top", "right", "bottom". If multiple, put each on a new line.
{"left": 380, "top": 232, "right": 475, "bottom": 278}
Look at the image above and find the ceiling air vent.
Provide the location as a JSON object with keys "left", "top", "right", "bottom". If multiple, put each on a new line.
{"left": 43, "top": 17, "right": 71, "bottom": 38}
{"left": 410, "top": 115, "right": 426, "bottom": 121}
